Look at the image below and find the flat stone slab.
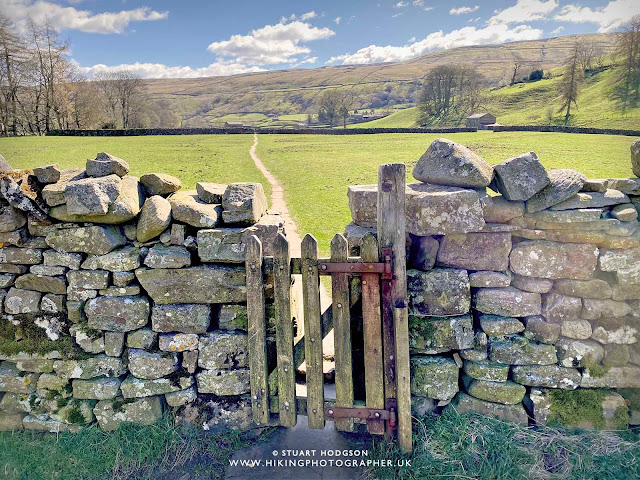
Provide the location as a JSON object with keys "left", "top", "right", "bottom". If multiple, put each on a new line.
{"left": 86, "top": 152, "right": 130, "bottom": 177}
{"left": 410, "top": 356, "right": 460, "bottom": 401}
{"left": 473, "top": 287, "right": 541, "bottom": 317}
{"left": 412, "top": 138, "right": 493, "bottom": 188}
{"left": 509, "top": 240, "right": 598, "bottom": 280}
{"left": 64, "top": 174, "right": 122, "bottom": 215}
{"left": 46, "top": 226, "right": 126, "bottom": 255}
{"left": 409, "top": 314, "right": 473, "bottom": 354}
{"left": 196, "top": 182, "right": 227, "bottom": 204}
{"left": 72, "top": 377, "right": 121, "bottom": 400}
{"left": 198, "top": 332, "right": 249, "bottom": 370}
{"left": 169, "top": 190, "right": 222, "bottom": 228}
{"left": 94, "top": 396, "right": 163, "bottom": 431}
{"left": 526, "top": 169, "right": 587, "bottom": 213}
{"left": 408, "top": 268, "right": 470, "bottom": 316}
{"left": 120, "top": 375, "right": 193, "bottom": 398}
{"left": 550, "top": 189, "right": 629, "bottom": 210}
{"left": 452, "top": 392, "right": 528, "bottom": 425}
{"left": 581, "top": 365, "right": 640, "bottom": 388}
{"left": 81, "top": 246, "right": 141, "bottom": 272}
{"left": 196, "top": 369, "right": 250, "bottom": 395}
{"left": 143, "top": 244, "right": 191, "bottom": 269}
{"left": 151, "top": 303, "right": 210, "bottom": 333}
{"left": 135, "top": 265, "right": 246, "bottom": 304}
{"left": 140, "top": 173, "right": 182, "bottom": 196}
{"left": 85, "top": 295, "right": 150, "bottom": 332}
{"left": 128, "top": 349, "right": 178, "bottom": 379}
{"left": 462, "top": 375, "right": 525, "bottom": 404}
{"left": 511, "top": 365, "right": 581, "bottom": 389}
{"left": 489, "top": 335, "right": 557, "bottom": 365}
{"left": 436, "top": 232, "right": 511, "bottom": 271}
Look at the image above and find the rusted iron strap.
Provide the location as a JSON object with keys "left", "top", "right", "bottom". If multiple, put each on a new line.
{"left": 325, "top": 406, "right": 396, "bottom": 425}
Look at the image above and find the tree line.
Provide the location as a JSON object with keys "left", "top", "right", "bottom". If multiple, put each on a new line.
{"left": 0, "top": 15, "right": 179, "bottom": 136}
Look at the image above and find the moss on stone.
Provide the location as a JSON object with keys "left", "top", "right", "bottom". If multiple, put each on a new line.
{"left": 112, "top": 397, "right": 136, "bottom": 414}
{"left": 547, "top": 389, "right": 609, "bottom": 429}
{"left": 618, "top": 388, "right": 640, "bottom": 411}
{"left": 66, "top": 405, "right": 87, "bottom": 425}
{"left": 582, "top": 357, "right": 611, "bottom": 378}
{"left": 0, "top": 316, "right": 77, "bottom": 357}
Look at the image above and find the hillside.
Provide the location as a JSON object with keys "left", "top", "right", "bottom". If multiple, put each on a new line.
{"left": 351, "top": 64, "right": 640, "bottom": 130}
{"left": 145, "top": 33, "right": 616, "bottom": 127}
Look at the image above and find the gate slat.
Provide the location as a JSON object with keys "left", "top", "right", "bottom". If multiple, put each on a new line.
{"left": 246, "top": 235, "right": 269, "bottom": 425}
{"left": 273, "top": 233, "right": 297, "bottom": 427}
{"left": 301, "top": 234, "right": 325, "bottom": 429}
{"left": 360, "top": 233, "right": 385, "bottom": 435}
{"left": 330, "top": 233, "right": 354, "bottom": 432}
{"left": 393, "top": 304, "right": 412, "bottom": 453}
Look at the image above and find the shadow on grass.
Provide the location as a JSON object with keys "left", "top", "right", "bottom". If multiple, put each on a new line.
{"left": 0, "top": 413, "right": 274, "bottom": 480}
{"left": 368, "top": 409, "right": 640, "bottom": 479}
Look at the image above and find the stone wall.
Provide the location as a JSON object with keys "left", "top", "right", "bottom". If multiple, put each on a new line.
{"left": 346, "top": 138, "right": 640, "bottom": 429}
{"left": 492, "top": 125, "right": 640, "bottom": 137}
{"left": 0, "top": 153, "right": 282, "bottom": 433}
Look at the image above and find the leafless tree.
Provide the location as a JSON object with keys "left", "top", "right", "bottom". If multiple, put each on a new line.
{"left": 0, "top": 15, "right": 25, "bottom": 136}
{"left": 510, "top": 55, "right": 523, "bottom": 85}
{"left": 612, "top": 15, "right": 640, "bottom": 113}
{"left": 558, "top": 41, "right": 582, "bottom": 125}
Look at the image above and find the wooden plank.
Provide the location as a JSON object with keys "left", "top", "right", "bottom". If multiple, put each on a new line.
{"left": 377, "top": 163, "right": 411, "bottom": 453}
{"left": 360, "top": 233, "right": 385, "bottom": 435}
{"left": 246, "top": 235, "right": 269, "bottom": 425}
{"left": 393, "top": 305, "right": 412, "bottom": 453}
{"left": 273, "top": 233, "right": 296, "bottom": 427}
{"left": 301, "top": 234, "right": 325, "bottom": 429}
{"left": 330, "top": 233, "right": 354, "bottom": 432}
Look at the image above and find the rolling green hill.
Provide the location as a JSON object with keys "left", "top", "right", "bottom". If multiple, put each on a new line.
{"left": 146, "top": 33, "right": 618, "bottom": 128}
{"left": 352, "top": 64, "right": 640, "bottom": 130}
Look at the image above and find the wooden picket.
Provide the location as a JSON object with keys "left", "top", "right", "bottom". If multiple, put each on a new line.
{"left": 246, "top": 163, "right": 411, "bottom": 452}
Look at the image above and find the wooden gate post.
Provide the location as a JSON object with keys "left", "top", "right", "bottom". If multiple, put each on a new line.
{"left": 377, "top": 164, "right": 412, "bottom": 453}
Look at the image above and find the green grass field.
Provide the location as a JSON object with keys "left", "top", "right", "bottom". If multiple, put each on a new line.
{"left": 1, "top": 131, "right": 635, "bottom": 254}
{"left": 256, "top": 131, "right": 636, "bottom": 252}
{"left": 0, "top": 134, "right": 271, "bottom": 202}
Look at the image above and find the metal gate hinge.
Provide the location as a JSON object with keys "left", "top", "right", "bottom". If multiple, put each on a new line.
{"left": 324, "top": 406, "right": 397, "bottom": 428}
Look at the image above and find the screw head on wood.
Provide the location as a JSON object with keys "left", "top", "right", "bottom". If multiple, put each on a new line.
{"left": 310, "top": 338, "right": 315, "bottom": 342}
{"left": 328, "top": 409, "right": 334, "bottom": 415}
{"left": 362, "top": 280, "right": 367, "bottom": 285}
{"left": 312, "top": 409, "right": 317, "bottom": 414}
{"left": 284, "top": 367, "right": 288, "bottom": 372}
{"left": 374, "top": 412, "right": 380, "bottom": 418}
{"left": 279, "top": 265, "right": 284, "bottom": 270}
{"left": 261, "top": 388, "right": 265, "bottom": 394}
{"left": 251, "top": 264, "right": 256, "bottom": 270}
{"left": 321, "top": 264, "right": 327, "bottom": 270}
{"left": 254, "top": 395, "right": 258, "bottom": 400}
{"left": 308, "top": 266, "right": 312, "bottom": 271}
{"left": 337, "top": 303, "right": 343, "bottom": 308}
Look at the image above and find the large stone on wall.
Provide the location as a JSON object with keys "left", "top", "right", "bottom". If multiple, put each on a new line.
{"left": 410, "top": 356, "right": 459, "bottom": 401}
{"left": 541, "top": 292, "right": 582, "bottom": 323}
{"left": 509, "top": 241, "right": 598, "bottom": 280}
{"left": 480, "top": 195, "right": 524, "bottom": 223}
{"left": 198, "top": 332, "right": 249, "bottom": 369}
{"left": 490, "top": 152, "right": 549, "bottom": 201}
{"left": 0, "top": 247, "right": 43, "bottom": 264}
{"left": 196, "top": 369, "right": 250, "bottom": 395}
{"left": 599, "top": 248, "right": 640, "bottom": 285}
{"left": 525, "top": 169, "right": 587, "bottom": 213}
{"left": 127, "top": 328, "right": 157, "bottom": 349}
{"left": 436, "top": 232, "right": 511, "bottom": 271}
{"left": 85, "top": 295, "right": 150, "bottom": 332}
{"left": 14, "top": 274, "right": 66, "bottom": 294}
{"left": 196, "top": 182, "right": 227, "bottom": 204}
{"left": 463, "top": 360, "right": 509, "bottom": 382}
{"left": 632, "top": 139, "right": 640, "bottom": 177}
{"left": 0, "top": 205, "right": 26, "bottom": 232}
{"left": 406, "top": 183, "right": 485, "bottom": 235}
{"left": 4, "top": 287, "right": 41, "bottom": 314}
{"left": 159, "top": 333, "right": 199, "bottom": 352}
{"left": 555, "top": 337, "right": 604, "bottom": 367}
{"left": 137, "top": 195, "right": 172, "bottom": 242}
{"left": 468, "top": 271, "right": 511, "bottom": 288}
{"left": 54, "top": 355, "right": 126, "bottom": 380}
{"left": 94, "top": 396, "right": 163, "bottom": 431}
{"left": 511, "top": 365, "right": 581, "bottom": 389}
{"left": 46, "top": 225, "right": 126, "bottom": 255}
{"left": 86, "top": 153, "right": 130, "bottom": 178}
{"left": 49, "top": 176, "right": 144, "bottom": 224}
{"left": 462, "top": 375, "right": 525, "bottom": 404}
{"left": 412, "top": 138, "right": 493, "bottom": 188}
{"left": 581, "top": 299, "right": 632, "bottom": 320}
{"left": 43, "top": 250, "right": 82, "bottom": 270}
{"left": 347, "top": 183, "right": 485, "bottom": 235}
{"left": 553, "top": 278, "right": 612, "bottom": 299}
{"left": 478, "top": 314, "right": 524, "bottom": 336}
{"left": 72, "top": 377, "right": 121, "bottom": 400}
{"left": 407, "top": 268, "right": 470, "bottom": 316}
{"left": 135, "top": 265, "right": 246, "bottom": 304}
{"left": 0, "top": 362, "right": 38, "bottom": 394}
{"left": 151, "top": 303, "right": 210, "bottom": 333}
{"left": 582, "top": 365, "right": 640, "bottom": 388}
{"left": 140, "top": 173, "right": 182, "bottom": 196}
{"left": 550, "top": 189, "right": 629, "bottom": 210}
{"left": 41, "top": 168, "right": 85, "bottom": 207}
{"left": 169, "top": 190, "right": 221, "bottom": 228}
{"left": 64, "top": 174, "right": 122, "bottom": 215}
{"left": 590, "top": 317, "right": 638, "bottom": 344}
{"left": 143, "top": 244, "right": 191, "bottom": 269}
{"left": 128, "top": 349, "right": 178, "bottom": 379}
{"left": 81, "top": 246, "right": 141, "bottom": 272}
{"left": 489, "top": 335, "right": 557, "bottom": 365}
{"left": 451, "top": 392, "right": 528, "bottom": 425}
{"left": 409, "top": 314, "right": 473, "bottom": 354}
{"left": 222, "top": 183, "right": 268, "bottom": 225}
{"left": 473, "top": 287, "right": 541, "bottom": 317}
{"left": 121, "top": 375, "right": 193, "bottom": 398}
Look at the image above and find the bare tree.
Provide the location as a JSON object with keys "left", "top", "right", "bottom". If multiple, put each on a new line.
{"left": 558, "top": 41, "right": 582, "bottom": 125}
{"left": 112, "top": 70, "right": 144, "bottom": 129}
{"left": 612, "top": 15, "right": 640, "bottom": 113}
{"left": 577, "top": 40, "right": 595, "bottom": 73}
{"left": 510, "top": 55, "right": 523, "bottom": 85}
{"left": 0, "top": 15, "right": 25, "bottom": 136}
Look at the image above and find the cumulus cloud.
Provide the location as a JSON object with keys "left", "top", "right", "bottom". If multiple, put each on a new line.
{"left": 554, "top": 0, "right": 640, "bottom": 33}
{"left": 0, "top": 0, "right": 168, "bottom": 34}
{"left": 334, "top": 16, "right": 342, "bottom": 24}
{"left": 327, "top": 23, "right": 542, "bottom": 65}
{"left": 75, "top": 60, "right": 265, "bottom": 79}
{"left": 207, "top": 19, "right": 334, "bottom": 65}
{"left": 394, "top": 1, "right": 409, "bottom": 7}
{"left": 450, "top": 5, "right": 479, "bottom": 15}
{"left": 489, "top": 0, "right": 558, "bottom": 25}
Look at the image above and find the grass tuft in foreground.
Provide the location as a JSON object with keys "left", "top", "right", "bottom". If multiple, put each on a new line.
{"left": 0, "top": 413, "right": 269, "bottom": 480}
{"left": 369, "top": 409, "right": 640, "bottom": 479}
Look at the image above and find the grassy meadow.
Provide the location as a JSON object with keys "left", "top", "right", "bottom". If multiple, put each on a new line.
{"left": 256, "top": 131, "right": 636, "bottom": 252}
{"left": 1, "top": 131, "right": 636, "bottom": 254}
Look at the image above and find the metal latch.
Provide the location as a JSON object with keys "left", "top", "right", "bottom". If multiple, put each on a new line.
{"left": 324, "top": 406, "right": 397, "bottom": 429}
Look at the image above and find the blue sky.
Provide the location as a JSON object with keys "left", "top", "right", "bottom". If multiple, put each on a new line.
{"left": 1, "top": 0, "right": 638, "bottom": 78}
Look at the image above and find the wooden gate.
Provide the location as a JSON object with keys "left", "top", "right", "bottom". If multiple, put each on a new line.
{"left": 245, "top": 164, "right": 412, "bottom": 453}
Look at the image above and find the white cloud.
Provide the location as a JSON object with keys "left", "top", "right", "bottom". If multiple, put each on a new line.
{"left": 300, "top": 11, "right": 317, "bottom": 20}
{"left": 75, "top": 60, "right": 265, "bottom": 79}
{"left": 551, "top": 25, "right": 564, "bottom": 35}
{"left": 489, "top": 0, "right": 558, "bottom": 25}
{"left": 554, "top": 0, "right": 640, "bottom": 33}
{"left": 0, "top": 0, "right": 168, "bottom": 34}
{"left": 328, "top": 23, "right": 542, "bottom": 65}
{"left": 450, "top": 5, "right": 479, "bottom": 15}
{"left": 392, "top": 12, "right": 404, "bottom": 18}
{"left": 394, "top": 1, "right": 409, "bottom": 7}
{"left": 334, "top": 16, "right": 342, "bottom": 24}
{"left": 207, "top": 19, "right": 334, "bottom": 65}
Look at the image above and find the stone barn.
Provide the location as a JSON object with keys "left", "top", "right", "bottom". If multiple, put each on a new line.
{"left": 466, "top": 112, "right": 497, "bottom": 130}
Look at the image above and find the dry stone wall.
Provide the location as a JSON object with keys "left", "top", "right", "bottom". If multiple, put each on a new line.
{"left": 346, "top": 138, "right": 640, "bottom": 429}
{"left": 0, "top": 153, "right": 283, "bottom": 433}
